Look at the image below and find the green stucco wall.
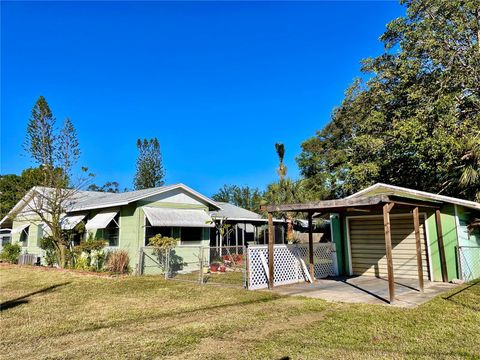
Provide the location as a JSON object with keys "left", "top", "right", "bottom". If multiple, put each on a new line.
{"left": 425, "top": 204, "right": 458, "bottom": 282}
{"left": 11, "top": 217, "right": 44, "bottom": 258}
{"left": 330, "top": 214, "right": 347, "bottom": 275}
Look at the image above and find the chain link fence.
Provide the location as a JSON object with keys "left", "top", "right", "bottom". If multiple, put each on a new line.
{"left": 458, "top": 246, "right": 480, "bottom": 281}
{"left": 137, "top": 245, "right": 247, "bottom": 288}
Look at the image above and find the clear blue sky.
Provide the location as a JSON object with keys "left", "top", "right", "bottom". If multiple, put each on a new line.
{"left": 1, "top": 1, "right": 404, "bottom": 196}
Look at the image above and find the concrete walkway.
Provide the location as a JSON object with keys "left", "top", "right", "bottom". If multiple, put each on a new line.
{"left": 272, "top": 276, "right": 457, "bottom": 307}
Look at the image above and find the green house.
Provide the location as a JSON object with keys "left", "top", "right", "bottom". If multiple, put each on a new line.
{"left": 2, "top": 184, "right": 221, "bottom": 272}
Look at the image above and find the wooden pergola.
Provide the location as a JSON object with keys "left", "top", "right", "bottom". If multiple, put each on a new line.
{"left": 264, "top": 195, "right": 449, "bottom": 304}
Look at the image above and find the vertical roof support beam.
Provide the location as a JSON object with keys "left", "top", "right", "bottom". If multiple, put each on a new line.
{"left": 413, "top": 207, "right": 424, "bottom": 292}
{"left": 268, "top": 213, "right": 275, "bottom": 289}
{"left": 435, "top": 209, "right": 449, "bottom": 282}
{"left": 383, "top": 202, "right": 395, "bottom": 304}
{"left": 308, "top": 212, "right": 315, "bottom": 281}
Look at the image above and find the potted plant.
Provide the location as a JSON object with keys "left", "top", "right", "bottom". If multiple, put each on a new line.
{"left": 219, "top": 264, "right": 226, "bottom": 272}
{"left": 210, "top": 262, "right": 220, "bottom": 272}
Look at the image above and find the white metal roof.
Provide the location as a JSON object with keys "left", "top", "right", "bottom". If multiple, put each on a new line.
{"left": 70, "top": 184, "right": 220, "bottom": 212}
{"left": 346, "top": 183, "right": 480, "bottom": 211}
{"left": 143, "top": 206, "right": 214, "bottom": 228}
{"left": 85, "top": 210, "right": 119, "bottom": 230}
{"left": 2, "top": 184, "right": 221, "bottom": 223}
{"left": 210, "top": 202, "right": 265, "bottom": 221}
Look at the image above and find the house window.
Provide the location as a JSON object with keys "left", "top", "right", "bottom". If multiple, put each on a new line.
{"left": 20, "top": 226, "right": 30, "bottom": 246}
{"left": 144, "top": 219, "right": 179, "bottom": 245}
{"left": 180, "top": 227, "right": 203, "bottom": 242}
{"left": 104, "top": 215, "right": 119, "bottom": 247}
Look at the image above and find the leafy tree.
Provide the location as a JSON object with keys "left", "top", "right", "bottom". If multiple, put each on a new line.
{"left": 87, "top": 181, "right": 121, "bottom": 193}
{"left": 0, "top": 167, "right": 60, "bottom": 219}
{"left": 13, "top": 96, "right": 89, "bottom": 268}
{"left": 134, "top": 138, "right": 165, "bottom": 190}
{"left": 0, "top": 174, "right": 22, "bottom": 219}
{"left": 460, "top": 132, "right": 480, "bottom": 201}
{"left": 297, "top": 0, "right": 480, "bottom": 200}
{"left": 212, "top": 184, "right": 263, "bottom": 213}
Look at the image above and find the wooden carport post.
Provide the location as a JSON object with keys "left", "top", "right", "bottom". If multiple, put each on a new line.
{"left": 413, "top": 207, "right": 424, "bottom": 292}
{"left": 268, "top": 213, "right": 275, "bottom": 289}
{"left": 308, "top": 212, "right": 315, "bottom": 281}
{"left": 383, "top": 202, "right": 395, "bottom": 304}
{"left": 435, "top": 209, "right": 449, "bottom": 282}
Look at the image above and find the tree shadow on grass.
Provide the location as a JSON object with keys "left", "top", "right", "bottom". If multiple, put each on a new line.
{"left": 442, "top": 281, "right": 480, "bottom": 312}
{"left": 0, "top": 282, "right": 71, "bottom": 312}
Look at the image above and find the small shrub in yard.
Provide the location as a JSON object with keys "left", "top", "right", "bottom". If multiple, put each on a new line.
{"left": 0, "top": 243, "right": 22, "bottom": 264}
{"left": 39, "top": 236, "right": 58, "bottom": 266}
{"left": 148, "top": 234, "right": 179, "bottom": 272}
{"left": 105, "top": 250, "right": 130, "bottom": 274}
{"left": 73, "top": 238, "right": 107, "bottom": 271}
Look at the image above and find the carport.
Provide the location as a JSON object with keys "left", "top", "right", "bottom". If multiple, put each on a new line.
{"left": 264, "top": 194, "right": 449, "bottom": 304}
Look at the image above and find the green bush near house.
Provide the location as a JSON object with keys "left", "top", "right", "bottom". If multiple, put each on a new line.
{"left": 73, "top": 238, "right": 107, "bottom": 271}
{"left": 39, "top": 236, "right": 59, "bottom": 266}
{"left": 0, "top": 243, "right": 21, "bottom": 264}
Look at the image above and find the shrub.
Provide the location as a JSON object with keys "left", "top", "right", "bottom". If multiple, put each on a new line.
{"left": 0, "top": 243, "right": 22, "bottom": 264}
{"left": 148, "top": 234, "right": 178, "bottom": 249}
{"left": 73, "top": 238, "right": 107, "bottom": 271}
{"left": 39, "top": 236, "right": 58, "bottom": 266}
{"left": 105, "top": 250, "right": 130, "bottom": 274}
{"left": 148, "top": 234, "right": 179, "bottom": 272}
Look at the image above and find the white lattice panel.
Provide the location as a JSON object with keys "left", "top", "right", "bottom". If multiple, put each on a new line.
{"left": 247, "top": 243, "right": 337, "bottom": 290}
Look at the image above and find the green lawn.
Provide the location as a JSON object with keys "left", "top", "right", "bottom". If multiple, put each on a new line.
{"left": 1, "top": 265, "right": 479, "bottom": 359}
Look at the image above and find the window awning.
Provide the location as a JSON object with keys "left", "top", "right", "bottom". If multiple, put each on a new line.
{"left": 85, "top": 210, "right": 119, "bottom": 230}
{"left": 143, "top": 207, "right": 214, "bottom": 228}
{"left": 11, "top": 223, "right": 30, "bottom": 234}
{"left": 61, "top": 214, "right": 86, "bottom": 230}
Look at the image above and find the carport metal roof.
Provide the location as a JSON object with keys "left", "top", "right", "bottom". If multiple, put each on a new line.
{"left": 264, "top": 194, "right": 441, "bottom": 213}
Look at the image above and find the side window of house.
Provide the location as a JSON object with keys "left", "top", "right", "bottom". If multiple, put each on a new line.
{"left": 20, "top": 226, "right": 30, "bottom": 246}
{"left": 104, "top": 215, "right": 120, "bottom": 247}
{"left": 181, "top": 227, "right": 203, "bottom": 242}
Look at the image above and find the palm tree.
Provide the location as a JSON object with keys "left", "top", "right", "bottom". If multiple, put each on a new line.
{"left": 275, "top": 143, "right": 287, "bottom": 183}
{"left": 460, "top": 133, "right": 480, "bottom": 201}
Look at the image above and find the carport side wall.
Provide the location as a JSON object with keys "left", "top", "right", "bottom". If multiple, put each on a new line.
{"left": 330, "top": 214, "right": 347, "bottom": 275}
{"left": 425, "top": 204, "right": 458, "bottom": 282}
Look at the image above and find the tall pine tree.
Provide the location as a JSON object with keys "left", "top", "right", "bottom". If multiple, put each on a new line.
{"left": 134, "top": 138, "right": 165, "bottom": 190}
{"left": 18, "top": 96, "right": 86, "bottom": 267}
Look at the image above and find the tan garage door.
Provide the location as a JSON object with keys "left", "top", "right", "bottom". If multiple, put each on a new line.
{"left": 349, "top": 215, "right": 429, "bottom": 280}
